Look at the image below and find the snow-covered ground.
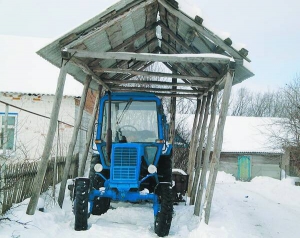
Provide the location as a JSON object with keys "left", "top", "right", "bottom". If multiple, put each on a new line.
{"left": 1, "top": 172, "right": 300, "bottom": 238}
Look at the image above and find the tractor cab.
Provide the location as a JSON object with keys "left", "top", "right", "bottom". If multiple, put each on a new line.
{"left": 72, "top": 92, "right": 173, "bottom": 237}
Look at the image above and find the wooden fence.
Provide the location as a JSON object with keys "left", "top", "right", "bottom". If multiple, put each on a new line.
{"left": 0, "top": 154, "right": 79, "bottom": 214}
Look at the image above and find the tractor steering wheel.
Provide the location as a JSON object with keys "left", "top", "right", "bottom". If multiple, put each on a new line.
{"left": 119, "top": 125, "right": 138, "bottom": 131}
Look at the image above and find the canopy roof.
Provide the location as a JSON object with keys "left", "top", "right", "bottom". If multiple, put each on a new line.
{"left": 37, "top": 0, "right": 254, "bottom": 98}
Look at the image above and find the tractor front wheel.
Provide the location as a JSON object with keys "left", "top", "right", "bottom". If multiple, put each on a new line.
{"left": 74, "top": 178, "right": 90, "bottom": 231}
{"left": 154, "top": 183, "right": 173, "bottom": 237}
{"left": 91, "top": 197, "right": 110, "bottom": 215}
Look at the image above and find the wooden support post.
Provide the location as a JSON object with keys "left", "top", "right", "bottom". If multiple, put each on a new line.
{"left": 58, "top": 75, "right": 92, "bottom": 208}
{"left": 169, "top": 78, "right": 177, "bottom": 145}
{"left": 190, "top": 92, "right": 212, "bottom": 205}
{"left": 78, "top": 87, "right": 102, "bottom": 177}
{"left": 186, "top": 99, "right": 201, "bottom": 191}
{"left": 52, "top": 122, "right": 60, "bottom": 198}
{"left": 26, "top": 60, "right": 69, "bottom": 215}
{"left": 204, "top": 65, "right": 235, "bottom": 224}
{"left": 187, "top": 96, "right": 207, "bottom": 197}
{"left": 194, "top": 86, "right": 219, "bottom": 216}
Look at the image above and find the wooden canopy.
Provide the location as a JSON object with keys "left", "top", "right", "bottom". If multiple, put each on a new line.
{"left": 37, "top": 0, "right": 253, "bottom": 98}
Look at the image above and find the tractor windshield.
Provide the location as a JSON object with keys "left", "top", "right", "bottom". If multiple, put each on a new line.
{"left": 101, "top": 100, "right": 158, "bottom": 143}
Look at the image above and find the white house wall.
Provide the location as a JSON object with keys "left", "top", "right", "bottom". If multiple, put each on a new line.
{"left": 0, "top": 92, "right": 76, "bottom": 161}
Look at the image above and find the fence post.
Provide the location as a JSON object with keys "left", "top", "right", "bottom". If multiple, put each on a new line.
{"left": 0, "top": 163, "right": 5, "bottom": 214}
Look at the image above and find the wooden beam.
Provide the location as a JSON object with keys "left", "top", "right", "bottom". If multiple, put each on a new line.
{"left": 70, "top": 57, "right": 110, "bottom": 90}
{"left": 66, "top": 49, "right": 233, "bottom": 64}
{"left": 204, "top": 67, "right": 235, "bottom": 224}
{"left": 58, "top": 75, "right": 92, "bottom": 208}
{"left": 113, "top": 61, "right": 155, "bottom": 81}
{"left": 151, "top": 92, "right": 200, "bottom": 98}
{"left": 169, "top": 78, "right": 177, "bottom": 145}
{"left": 194, "top": 85, "right": 219, "bottom": 216}
{"left": 187, "top": 96, "right": 207, "bottom": 196}
{"left": 185, "top": 99, "right": 201, "bottom": 186}
{"left": 93, "top": 67, "right": 215, "bottom": 82}
{"left": 162, "top": 62, "right": 208, "bottom": 91}
{"left": 79, "top": 86, "right": 102, "bottom": 176}
{"left": 104, "top": 79, "right": 205, "bottom": 88}
{"left": 110, "top": 86, "right": 201, "bottom": 94}
{"left": 26, "top": 60, "right": 69, "bottom": 215}
{"left": 190, "top": 91, "right": 212, "bottom": 205}
{"left": 158, "top": 0, "right": 250, "bottom": 62}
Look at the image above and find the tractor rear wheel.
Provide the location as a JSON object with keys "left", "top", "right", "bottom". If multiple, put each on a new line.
{"left": 74, "top": 178, "right": 90, "bottom": 231}
{"left": 91, "top": 197, "right": 110, "bottom": 215}
{"left": 154, "top": 183, "right": 173, "bottom": 237}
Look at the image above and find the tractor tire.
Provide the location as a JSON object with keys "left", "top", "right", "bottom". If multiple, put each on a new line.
{"left": 154, "top": 183, "right": 173, "bottom": 237}
{"left": 74, "top": 178, "right": 90, "bottom": 231}
{"left": 91, "top": 197, "right": 111, "bottom": 215}
{"left": 89, "top": 154, "right": 111, "bottom": 215}
{"left": 157, "top": 153, "right": 173, "bottom": 183}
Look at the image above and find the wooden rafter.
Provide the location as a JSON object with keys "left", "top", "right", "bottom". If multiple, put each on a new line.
{"left": 63, "top": 0, "right": 157, "bottom": 49}
{"left": 88, "top": 24, "right": 158, "bottom": 68}
{"left": 104, "top": 79, "right": 205, "bottom": 88}
{"left": 70, "top": 58, "right": 110, "bottom": 90}
{"left": 158, "top": 0, "right": 250, "bottom": 62}
{"left": 93, "top": 67, "right": 215, "bottom": 82}
{"left": 110, "top": 86, "right": 202, "bottom": 94}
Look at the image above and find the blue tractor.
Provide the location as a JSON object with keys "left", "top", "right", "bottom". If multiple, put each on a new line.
{"left": 72, "top": 91, "right": 173, "bottom": 237}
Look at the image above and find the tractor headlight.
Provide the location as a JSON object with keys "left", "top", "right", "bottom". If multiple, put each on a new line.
{"left": 94, "top": 163, "right": 103, "bottom": 172}
{"left": 148, "top": 164, "right": 157, "bottom": 174}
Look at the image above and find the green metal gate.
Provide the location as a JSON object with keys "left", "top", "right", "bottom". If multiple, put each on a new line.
{"left": 237, "top": 156, "right": 251, "bottom": 181}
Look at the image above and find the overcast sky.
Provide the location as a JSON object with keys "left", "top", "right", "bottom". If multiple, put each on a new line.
{"left": 0, "top": 0, "right": 299, "bottom": 95}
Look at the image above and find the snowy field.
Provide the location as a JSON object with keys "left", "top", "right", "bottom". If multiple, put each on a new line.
{"left": 1, "top": 172, "right": 300, "bottom": 238}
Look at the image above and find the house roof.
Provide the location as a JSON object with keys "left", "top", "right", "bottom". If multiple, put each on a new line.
{"left": 177, "top": 115, "right": 285, "bottom": 154}
{"left": 37, "top": 0, "right": 254, "bottom": 98}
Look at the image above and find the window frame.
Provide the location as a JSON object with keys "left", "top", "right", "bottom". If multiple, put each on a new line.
{"left": 0, "top": 112, "right": 18, "bottom": 152}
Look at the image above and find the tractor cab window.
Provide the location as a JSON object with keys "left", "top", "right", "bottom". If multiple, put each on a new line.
{"left": 101, "top": 100, "right": 158, "bottom": 143}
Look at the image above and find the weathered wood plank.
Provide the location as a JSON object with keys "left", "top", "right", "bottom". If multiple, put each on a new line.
{"left": 78, "top": 87, "right": 102, "bottom": 177}
{"left": 67, "top": 49, "right": 233, "bottom": 64}
{"left": 26, "top": 60, "right": 69, "bottom": 215}
{"left": 104, "top": 79, "right": 205, "bottom": 88}
{"left": 110, "top": 86, "right": 202, "bottom": 94}
{"left": 190, "top": 91, "right": 212, "bottom": 205}
{"left": 158, "top": 0, "right": 250, "bottom": 62}
{"left": 194, "top": 86, "right": 219, "bottom": 216}
{"left": 187, "top": 96, "right": 207, "bottom": 196}
{"left": 204, "top": 67, "right": 234, "bottom": 224}
{"left": 70, "top": 57, "right": 110, "bottom": 90}
{"left": 58, "top": 75, "right": 92, "bottom": 208}
{"left": 93, "top": 67, "right": 215, "bottom": 82}
{"left": 63, "top": 0, "right": 157, "bottom": 49}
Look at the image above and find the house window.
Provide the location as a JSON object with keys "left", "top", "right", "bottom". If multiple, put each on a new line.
{"left": 0, "top": 113, "right": 18, "bottom": 151}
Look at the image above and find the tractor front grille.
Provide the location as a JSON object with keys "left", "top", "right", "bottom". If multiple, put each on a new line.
{"left": 112, "top": 147, "right": 138, "bottom": 180}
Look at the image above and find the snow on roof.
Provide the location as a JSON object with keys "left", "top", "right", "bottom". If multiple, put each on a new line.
{"left": 176, "top": 115, "right": 285, "bottom": 153}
